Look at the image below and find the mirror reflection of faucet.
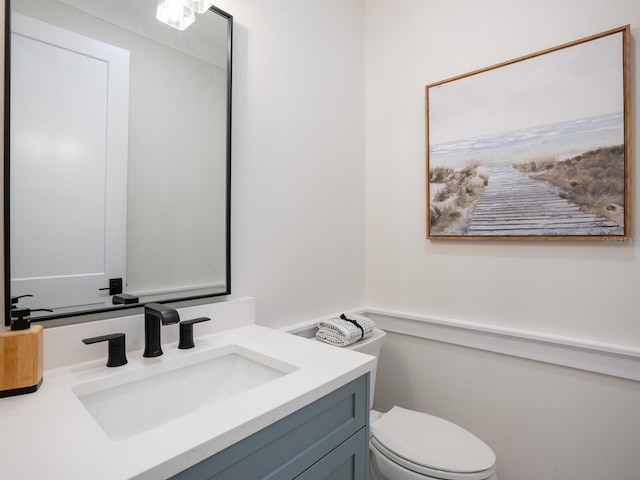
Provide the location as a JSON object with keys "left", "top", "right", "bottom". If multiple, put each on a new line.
{"left": 112, "top": 294, "right": 140, "bottom": 305}
{"left": 143, "top": 303, "right": 180, "bottom": 357}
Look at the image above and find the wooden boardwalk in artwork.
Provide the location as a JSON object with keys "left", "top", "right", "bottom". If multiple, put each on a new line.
{"left": 467, "top": 165, "right": 622, "bottom": 236}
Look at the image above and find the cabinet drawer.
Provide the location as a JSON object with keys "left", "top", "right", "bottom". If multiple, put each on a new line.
{"left": 294, "top": 429, "right": 367, "bottom": 480}
{"left": 172, "top": 374, "right": 369, "bottom": 480}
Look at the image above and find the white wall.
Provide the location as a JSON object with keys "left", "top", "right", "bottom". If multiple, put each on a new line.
{"left": 215, "top": 0, "right": 367, "bottom": 328}
{"left": 125, "top": 38, "right": 228, "bottom": 295}
{"left": 365, "top": 1, "right": 640, "bottom": 478}
{"left": 364, "top": 0, "right": 640, "bottom": 347}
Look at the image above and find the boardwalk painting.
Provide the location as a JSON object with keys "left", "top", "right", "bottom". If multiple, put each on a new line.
{"left": 426, "top": 26, "right": 630, "bottom": 240}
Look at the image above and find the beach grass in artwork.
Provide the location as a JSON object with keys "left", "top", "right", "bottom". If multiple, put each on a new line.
{"left": 426, "top": 26, "right": 630, "bottom": 239}
{"left": 513, "top": 145, "right": 625, "bottom": 225}
{"left": 429, "top": 164, "right": 488, "bottom": 234}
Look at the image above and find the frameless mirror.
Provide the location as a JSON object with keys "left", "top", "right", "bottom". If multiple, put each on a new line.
{"left": 4, "top": 0, "right": 232, "bottom": 322}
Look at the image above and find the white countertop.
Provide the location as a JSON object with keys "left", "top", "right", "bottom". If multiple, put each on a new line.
{"left": 0, "top": 324, "right": 375, "bottom": 479}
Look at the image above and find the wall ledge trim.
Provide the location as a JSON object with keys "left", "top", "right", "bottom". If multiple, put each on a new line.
{"left": 363, "top": 307, "right": 640, "bottom": 382}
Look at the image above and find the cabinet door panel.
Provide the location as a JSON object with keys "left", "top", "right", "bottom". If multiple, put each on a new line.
{"left": 295, "top": 429, "right": 367, "bottom": 480}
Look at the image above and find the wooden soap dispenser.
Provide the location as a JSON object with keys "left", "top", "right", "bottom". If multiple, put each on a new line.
{"left": 0, "top": 308, "right": 44, "bottom": 397}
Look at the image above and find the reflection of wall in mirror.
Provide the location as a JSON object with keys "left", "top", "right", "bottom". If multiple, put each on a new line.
{"left": 125, "top": 19, "right": 227, "bottom": 297}
{"left": 13, "top": 0, "right": 228, "bottom": 300}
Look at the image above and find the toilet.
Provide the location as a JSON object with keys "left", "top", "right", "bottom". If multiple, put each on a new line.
{"left": 316, "top": 328, "right": 497, "bottom": 480}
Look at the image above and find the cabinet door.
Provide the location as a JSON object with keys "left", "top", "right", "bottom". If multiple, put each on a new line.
{"left": 295, "top": 429, "right": 367, "bottom": 480}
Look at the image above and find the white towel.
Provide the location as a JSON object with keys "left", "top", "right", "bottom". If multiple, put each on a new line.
{"left": 315, "top": 313, "right": 376, "bottom": 347}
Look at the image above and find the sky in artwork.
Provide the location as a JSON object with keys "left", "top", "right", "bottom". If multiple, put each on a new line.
{"left": 428, "top": 31, "right": 624, "bottom": 145}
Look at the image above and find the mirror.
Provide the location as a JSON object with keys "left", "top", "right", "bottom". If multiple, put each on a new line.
{"left": 4, "top": 0, "right": 232, "bottom": 322}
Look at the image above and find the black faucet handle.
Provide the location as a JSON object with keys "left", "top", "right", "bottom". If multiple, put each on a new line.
{"left": 178, "top": 317, "right": 211, "bottom": 349}
{"left": 83, "top": 333, "right": 128, "bottom": 367}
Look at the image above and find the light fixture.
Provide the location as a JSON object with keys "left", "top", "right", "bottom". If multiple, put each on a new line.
{"left": 180, "top": 0, "right": 215, "bottom": 14}
{"left": 156, "top": 0, "right": 196, "bottom": 31}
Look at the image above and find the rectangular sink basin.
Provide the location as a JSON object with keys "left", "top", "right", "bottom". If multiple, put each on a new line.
{"left": 72, "top": 344, "right": 298, "bottom": 441}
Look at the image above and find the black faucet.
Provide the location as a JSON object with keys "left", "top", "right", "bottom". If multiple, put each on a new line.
{"left": 143, "top": 303, "right": 180, "bottom": 357}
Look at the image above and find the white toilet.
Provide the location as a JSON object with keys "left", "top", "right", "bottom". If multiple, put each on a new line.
{"left": 317, "top": 328, "right": 498, "bottom": 480}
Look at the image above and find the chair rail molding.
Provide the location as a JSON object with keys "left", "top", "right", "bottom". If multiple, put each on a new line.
{"left": 364, "top": 308, "right": 640, "bottom": 383}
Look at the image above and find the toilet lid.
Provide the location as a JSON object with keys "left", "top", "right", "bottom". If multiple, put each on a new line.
{"left": 370, "top": 407, "right": 496, "bottom": 475}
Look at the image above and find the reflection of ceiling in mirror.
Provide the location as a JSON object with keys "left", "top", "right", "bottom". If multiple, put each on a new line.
{"left": 53, "top": 0, "right": 228, "bottom": 67}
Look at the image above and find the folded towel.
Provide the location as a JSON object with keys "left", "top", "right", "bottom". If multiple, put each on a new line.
{"left": 315, "top": 313, "right": 376, "bottom": 347}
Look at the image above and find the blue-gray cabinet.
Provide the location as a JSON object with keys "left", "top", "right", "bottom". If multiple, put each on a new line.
{"left": 172, "top": 374, "right": 369, "bottom": 480}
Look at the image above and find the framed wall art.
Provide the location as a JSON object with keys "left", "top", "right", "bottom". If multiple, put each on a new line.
{"left": 426, "top": 26, "right": 631, "bottom": 240}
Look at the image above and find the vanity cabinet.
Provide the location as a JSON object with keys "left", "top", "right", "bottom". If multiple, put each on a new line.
{"left": 172, "top": 374, "right": 369, "bottom": 480}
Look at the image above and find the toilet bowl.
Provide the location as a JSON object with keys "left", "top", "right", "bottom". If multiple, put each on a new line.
{"left": 314, "top": 327, "right": 497, "bottom": 480}
{"left": 369, "top": 406, "right": 496, "bottom": 480}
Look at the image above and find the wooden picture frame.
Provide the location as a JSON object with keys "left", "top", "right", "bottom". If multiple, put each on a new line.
{"left": 426, "top": 26, "right": 631, "bottom": 240}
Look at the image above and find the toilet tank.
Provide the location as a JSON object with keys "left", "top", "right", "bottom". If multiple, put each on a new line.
{"left": 343, "top": 328, "right": 386, "bottom": 408}
{"left": 296, "top": 326, "right": 386, "bottom": 409}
